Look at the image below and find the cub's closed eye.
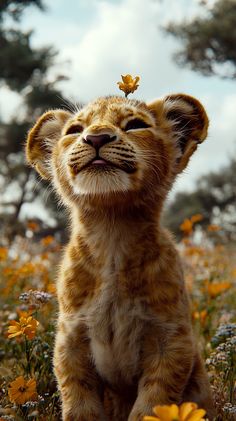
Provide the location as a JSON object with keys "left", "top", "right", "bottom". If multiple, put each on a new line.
{"left": 65, "top": 124, "right": 84, "bottom": 135}
{"left": 124, "top": 118, "right": 150, "bottom": 131}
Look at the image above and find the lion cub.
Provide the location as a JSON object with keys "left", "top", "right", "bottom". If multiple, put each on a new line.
{"left": 26, "top": 93, "right": 215, "bottom": 421}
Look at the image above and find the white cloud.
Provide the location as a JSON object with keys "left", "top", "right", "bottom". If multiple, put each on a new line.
{"left": 58, "top": 0, "right": 194, "bottom": 102}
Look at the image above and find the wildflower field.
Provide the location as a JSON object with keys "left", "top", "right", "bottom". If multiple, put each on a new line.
{"left": 0, "top": 218, "right": 235, "bottom": 420}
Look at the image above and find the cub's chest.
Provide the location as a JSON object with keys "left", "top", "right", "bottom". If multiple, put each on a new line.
{"left": 87, "top": 281, "right": 149, "bottom": 386}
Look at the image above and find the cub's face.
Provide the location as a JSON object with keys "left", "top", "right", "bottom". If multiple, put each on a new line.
{"left": 26, "top": 94, "right": 208, "bottom": 207}
{"left": 53, "top": 97, "right": 171, "bottom": 198}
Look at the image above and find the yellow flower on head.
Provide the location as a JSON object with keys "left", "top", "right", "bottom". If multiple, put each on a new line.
{"left": 8, "top": 376, "right": 37, "bottom": 405}
{"left": 143, "top": 402, "right": 206, "bottom": 421}
{"left": 117, "top": 74, "right": 140, "bottom": 97}
{"left": 7, "top": 314, "right": 39, "bottom": 340}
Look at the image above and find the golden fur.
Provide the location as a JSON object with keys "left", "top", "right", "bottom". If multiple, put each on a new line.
{"left": 26, "top": 94, "right": 215, "bottom": 420}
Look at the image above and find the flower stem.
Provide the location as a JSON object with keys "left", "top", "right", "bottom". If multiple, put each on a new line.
{"left": 24, "top": 336, "right": 31, "bottom": 375}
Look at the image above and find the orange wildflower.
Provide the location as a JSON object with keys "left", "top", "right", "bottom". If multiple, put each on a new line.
{"left": 27, "top": 221, "right": 39, "bottom": 231}
{"left": 231, "top": 268, "right": 236, "bottom": 277}
{"left": 2, "top": 267, "right": 14, "bottom": 276}
{"left": 180, "top": 219, "right": 193, "bottom": 236}
{"left": 192, "top": 310, "right": 208, "bottom": 325}
{"left": 207, "top": 282, "right": 231, "bottom": 298}
{"left": 180, "top": 214, "right": 203, "bottom": 236}
{"left": 8, "top": 376, "right": 37, "bottom": 404}
{"left": 207, "top": 224, "right": 221, "bottom": 232}
{"left": 47, "top": 282, "right": 56, "bottom": 294}
{"left": 191, "top": 214, "right": 203, "bottom": 223}
{"left": 18, "top": 310, "right": 33, "bottom": 318}
{"left": 7, "top": 313, "right": 39, "bottom": 340}
{"left": 184, "top": 246, "right": 204, "bottom": 257}
{"left": 40, "top": 252, "right": 49, "bottom": 260}
{"left": 17, "top": 262, "right": 36, "bottom": 277}
{"left": 41, "top": 235, "right": 54, "bottom": 246}
{"left": 117, "top": 74, "right": 140, "bottom": 97}
{"left": 143, "top": 402, "right": 206, "bottom": 421}
{"left": 181, "top": 238, "right": 191, "bottom": 246}
{"left": 0, "top": 247, "right": 8, "bottom": 261}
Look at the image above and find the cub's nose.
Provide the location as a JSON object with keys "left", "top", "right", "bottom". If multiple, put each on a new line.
{"left": 83, "top": 133, "right": 117, "bottom": 150}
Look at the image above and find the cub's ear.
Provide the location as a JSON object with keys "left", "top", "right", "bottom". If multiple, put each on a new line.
{"left": 147, "top": 93, "right": 209, "bottom": 172}
{"left": 26, "top": 109, "right": 71, "bottom": 179}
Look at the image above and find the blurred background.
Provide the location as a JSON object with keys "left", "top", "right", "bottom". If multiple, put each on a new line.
{"left": 0, "top": 0, "right": 236, "bottom": 241}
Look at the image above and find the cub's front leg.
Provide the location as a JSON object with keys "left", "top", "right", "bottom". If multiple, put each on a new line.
{"left": 54, "top": 317, "right": 107, "bottom": 421}
{"left": 128, "top": 324, "right": 195, "bottom": 421}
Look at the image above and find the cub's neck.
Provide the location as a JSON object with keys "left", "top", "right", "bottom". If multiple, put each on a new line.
{"left": 69, "top": 203, "right": 163, "bottom": 268}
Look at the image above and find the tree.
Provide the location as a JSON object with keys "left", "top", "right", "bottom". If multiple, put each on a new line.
{"left": 0, "top": 0, "right": 70, "bottom": 237}
{"left": 164, "top": 159, "right": 236, "bottom": 239}
{"left": 165, "top": 0, "right": 236, "bottom": 79}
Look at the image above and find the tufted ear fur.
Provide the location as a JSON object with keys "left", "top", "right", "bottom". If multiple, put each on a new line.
{"left": 147, "top": 93, "right": 209, "bottom": 173}
{"left": 26, "top": 109, "right": 71, "bottom": 179}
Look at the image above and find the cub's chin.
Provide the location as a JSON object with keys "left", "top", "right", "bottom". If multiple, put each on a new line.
{"left": 69, "top": 165, "right": 132, "bottom": 196}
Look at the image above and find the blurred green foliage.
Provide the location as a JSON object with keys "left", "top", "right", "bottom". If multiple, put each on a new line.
{"left": 165, "top": 0, "right": 236, "bottom": 79}
{"left": 164, "top": 159, "right": 236, "bottom": 240}
{"left": 0, "top": 0, "right": 69, "bottom": 238}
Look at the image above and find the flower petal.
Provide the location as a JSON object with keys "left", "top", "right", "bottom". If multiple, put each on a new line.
{"left": 179, "top": 403, "right": 198, "bottom": 420}
{"left": 186, "top": 409, "right": 206, "bottom": 421}
{"left": 143, "top": 417, "right": 161, "bottom": 421}
{"left": 153, "top": 404, "right": 179, "bottom": 421}
{"left": 8, "top": 331, "right": 23, "bottom": 338}
{"left": 8, "top": 320, "right": 19, "bottom": 326}
{"left": 121, "top": 74, "right": 132, "bottom": 83}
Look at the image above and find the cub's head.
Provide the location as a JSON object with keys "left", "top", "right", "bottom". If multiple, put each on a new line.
{"left": 26, "top": 94, "right": 208, "bottom": 208}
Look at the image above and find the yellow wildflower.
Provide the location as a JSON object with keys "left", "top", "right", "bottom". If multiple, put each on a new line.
{"left": 143, "top": 402, "right": 206, "bottom": 421}
{"left": 7, "top": 313, "right": 39, "bottom": 340}
{"left": 8, "top": 376, "right": 37, "bottom": 404}
{"left": 117, "top": 74, "right": 140, "bottom": 97}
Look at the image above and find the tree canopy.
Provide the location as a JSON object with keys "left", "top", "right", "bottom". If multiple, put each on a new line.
{"left": 165, "top": 0, "right": 236, "bottom": 79}
{"left": 0, "top": 0, "right": 70, "bottom": 237}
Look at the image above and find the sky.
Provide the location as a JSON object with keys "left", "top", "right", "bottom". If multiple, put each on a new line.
{"left": 1, "top": 0, "right": 236, "bottom": 198}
